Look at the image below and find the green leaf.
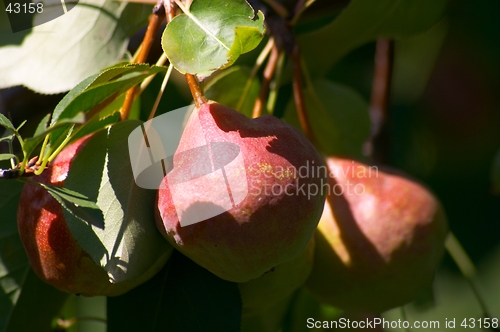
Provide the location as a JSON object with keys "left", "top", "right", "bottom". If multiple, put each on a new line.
{"left": 299, "top": 0, "right": 448, "bottom": 77}
{"left": 162, "top": 0, "right": 265, "bottom": 79}
{"left": 284, "top": 79, "right": 370, "bottom": 159}
{"left": 108, "top": 251, "right": 242, "bottom": 332}
{"left": 203, "top": 66, "right": 261, "bottom": 118}
{"left": 63, "top": 120, "right": 172, "bottom": 284}
{"left": 51, "top": 64, "right": 166, "bottom": 125}
{"left": 24, "top": 180, "right": 105, "bottom": 229}
{"left": 492, "top": 149, "right": 500, "bottom": 195}
{"left": 0, "top": 0, "right": 151, "bottom": 94}
{"left": 0, "top": 154, "right": 16, "bottom": 162}
{"left": 0, "top": 114, "right": 15, "bottom": 132}
{"left": 47, "top": 64, "right": 165, "bottom": 150}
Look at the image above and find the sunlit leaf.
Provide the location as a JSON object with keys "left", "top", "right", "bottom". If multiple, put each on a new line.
{"left": 162, "top": 0, "right": 265, "bottom": 79}
{"left": 0, "top": 0, "right": 151, "bottom": 93}
{"left": 0, "top": 154, "right": 16, "bottom": 162}
{"left": 63, "top": 120, "right": 172, "bottom": 284}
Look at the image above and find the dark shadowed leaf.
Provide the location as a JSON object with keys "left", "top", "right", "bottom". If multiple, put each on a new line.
{"left": 300, "top": 0, "right": 448, "bottom": 77}
{"left": 0, "top": 181, "right": 66, "bottom": 332}
{"left": 0, "top": 180, "right": 28, "bottom": 331}
{"left": 108, "top": 251, "right": 242, "bottom": 332}
{"left": 284, "top": 79, "right": 370, "bottom": 159}
{"left": 162, "top": 0, "right": 265, "bottom": 79}
{"left": 4, "top": 269, "right": 68, "bottom": 332}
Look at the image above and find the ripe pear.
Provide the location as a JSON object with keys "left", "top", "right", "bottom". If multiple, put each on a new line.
{"left": 156, "top": 101, "right": 326, "bottom": 282}
{"left": 239, "top": 236, "right": 315, "bottom": 317}
{"left": 306, "top": 157, "right": 448, "bottom": 312}
{"left": 17, "top": 135, "right": 173, "bottom": 296}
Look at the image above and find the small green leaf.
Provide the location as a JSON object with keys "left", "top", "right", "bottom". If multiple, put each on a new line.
{"left": 63, "top": 120, "right": 172, "bottom": 284}
{"left": 0, "top": 114, "right": 15, "bottom": 132}
{"left": 108, "top": 251, "right": 242, "bottom": 332}
{"left": 33, "top": 114, "right": 51, "bottom": 138}
{"left": 492, "top": 149, "right": 500, "bottom": 195}
{"left": 0, "top": 0, "right": 151, "bottom": 94}
{"left": 284, "top": 79, "right": 370, "bottom": 159}
{"left": 162, "top": 0, "right": 265, "bottom": 79}
{"left": 204, "top": 66, "right": 261, "bottom": 118}
{"left": 299, "top": 0, "right": 448, "bottom": 77}
{"left": 0, "top": 154, "right": 16, "bottom": 162}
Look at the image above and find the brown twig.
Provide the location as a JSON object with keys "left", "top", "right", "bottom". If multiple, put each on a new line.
{"left": 363, "top": 38, "right": 394, "bottom": 161}
{"left": 185, "top": 74, "right": 207, "bottom": 108}
{"left": 292, "top": 44, "right": 315, "bottom": 145}
{"left": 251, "top": 43, "right": 280, "bottom": 118}
{"left": 120, "top": 5, "right": 166, "bottom": 120}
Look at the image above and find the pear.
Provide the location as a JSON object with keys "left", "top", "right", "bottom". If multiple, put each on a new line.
{"left": 17, "top": 135, "right": 173, "bottom": 296}
{"left": 156, "top": 101, "right": 326, "bottom": 282}
{"left": 306, "top": 157, "right": 448, "bottom": 312}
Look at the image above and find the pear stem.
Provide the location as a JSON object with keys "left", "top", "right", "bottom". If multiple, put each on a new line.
{"left": 185, "top": 74, "right": 207, "bottom": 108}
{"left": 252, "top": 42, "right": 280, "bottom": 118}
{"left": 120, "top": 5, "right": 165, "bottom": 121}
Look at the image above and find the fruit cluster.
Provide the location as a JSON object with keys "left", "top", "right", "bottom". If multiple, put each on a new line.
{"left": 17, "top": 98, "right": 448, "bottom": 323}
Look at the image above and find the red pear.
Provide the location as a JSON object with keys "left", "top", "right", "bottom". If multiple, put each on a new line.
{"left": 156, "top": 101, "right": 326, "bottom": 282}
{"left": 17, "top": 135, "right": 173, "bottom": 296}
{"left": 306, "top": 157, "right": 448, "bottom": 312}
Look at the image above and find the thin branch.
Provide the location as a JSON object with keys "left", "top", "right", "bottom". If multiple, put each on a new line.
{"left": 148, "top": 64, "right": 174, "bottom": 120}
{"left": 251, "top": 42, "right": 280, "bottom": 118}
{"left": 236, "top": 37, "right": 274, "bottom": 112}
{"left": 120, "top": 5, "right": 166, "bottom": 120}
{"left": 363, "top": 38, "right": 394, "bottom": 159}
{"left": 266, "top": 50, "right": 285, "bottom": 114}
{"left": 292, "top": 44, "right": 315, "bottom": 145}
{"left": 185, "top": 74, "right": 207, "bottom": 108}
{"left": 262, "top": 0, "right": 289, "bottom": 18}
